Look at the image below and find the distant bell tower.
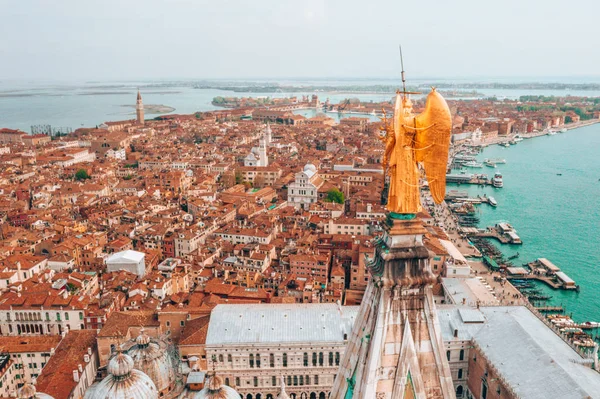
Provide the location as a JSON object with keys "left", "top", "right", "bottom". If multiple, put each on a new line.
{"left": 136, "top": 89, "right": 144, "bottom": 125}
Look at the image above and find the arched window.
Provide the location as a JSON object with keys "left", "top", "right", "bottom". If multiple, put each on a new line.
{"left": 228, "top": 354, "right": 232, "bottom": 363}
{"left": 458, "top": 369, "right": 463, "bottom": 379}
{"left": 335, "top": 352, "right": 340, "bottom": 365}
{"left": 318, "top": 352, "right": 323, "bottom": 366}
{"left": 459, "top": 349, "right": 465, "bottom": 361}
{"left": 219, "top": 354, "right": 224, "bottom": 363}
{"left": 253, "top": 376, "right": 258, "bottom": 387}
{"left": 299, "top": 375, "right": 304, "bottom": 385}
{"left": 283, "top": 353, "right": 288, "bottom": 367}
{"left": 236, "top": 377, "right": 240, "bottom": 387}
{"left": 306, "top": 375, "right": 310, "bottom": 385}
{"left": 328, "top": 352, "right": 333, "bottom": 366}
{"left": 446, "top": 350, "right": 451, "bottom": 361}
{"left": 65, "top": 312, "right": 69, "bottom": 321}
{"left": 314, "top": 374, "right": 319, "bottom": 385}
{"left": 249, "top": 354, "right": 255, "bottom": 368}
{"left": 256, "top": 353, "right": 261, "bottom": 368}
{"left": 225, "top": 377, "right": 230, "bottom": 386}
{"left": 270, "top": 353, "right": 275, "bottom": 367}
{"left": 312, "top": 352, "right": 317, "bottom": 366}
{"left": 456, "top": 385, "right": 464, "bottom": 397}
{"left": 303, "top": 352, "right": 308, "bottom": 366}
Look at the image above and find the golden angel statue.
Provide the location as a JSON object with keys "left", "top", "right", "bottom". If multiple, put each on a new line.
{"left": 379, "top": 88, "right": 452, "bottom": 216}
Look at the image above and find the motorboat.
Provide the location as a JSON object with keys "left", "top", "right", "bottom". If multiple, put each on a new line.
{"left": 492, "top": 172, "right": 503, "bottom": 188}
{"left": 488, "top": 196, "right": 497, "bottom": 207}
{"left": 484, "top": 160, "right": 496, "bottom": 168}
{"left": 464, "top": 161, "right": 483, "bottom": 168}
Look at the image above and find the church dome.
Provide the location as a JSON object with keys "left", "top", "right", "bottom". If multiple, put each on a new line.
{"left": 191, "top": 374, "right": 240, "bottom": 399}
{"left": 89, "top": 353, "right": 158, "bottom": 399}
{"left": 16, "top": 383, "right": 55, "bottom": 399}
{"left": 127, "top": 331, "right": 175, "bottom": 395}
{"left": 303, "top": 163, "right": 317, "bottom": 173}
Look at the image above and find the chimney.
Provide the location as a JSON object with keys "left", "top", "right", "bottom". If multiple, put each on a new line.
{"left": 84, "top": 354, "right": 90, "bottom": 363}
{"left": 367, "top": 203, "right": 372, "bottom": 213}
{"left": 87, "top": 347, "right": 92, "bottom": 356}
{"left": 73, "top": 370, "right": 79, "bottom": 382}
{"left": 78, "top": 364, "right": 83, "bottom": 373}
{"left": 50, "top": 348, "right": 55, "bottom": 356}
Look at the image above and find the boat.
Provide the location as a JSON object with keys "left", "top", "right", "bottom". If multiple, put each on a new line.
{"left": 484, "top": 160, "right": 496, "bottom": 168}
{"left": 561, "top": 128, "right": 567, "bottom": 133}
{"left": 502, "top": 143, "right": 510, "bottom": 148}
{"left": 492, "top": 172, "right": 503, "bottom": 188}
{"left": 488, "top": 196, "right": 497, "bottom": 207}
{"left": 487, "top": 158, "right": 506, "bottom": 164}
{"left": 548, "top": 129, "right": 557, "bottom": 136}
{"left": 557, "top": 173, "right": 562, "bottom": 176}
{"left": 464, "top": 161, "right": 483, "bottom": 168}
{"left": 513, "top": 136, "right": 523, "bottom": 142}
{"left": 583, "top": 321, "right": 600, "bottom": 328}
{"left": 509, "top": 140, "right": 517, "bottom": 145}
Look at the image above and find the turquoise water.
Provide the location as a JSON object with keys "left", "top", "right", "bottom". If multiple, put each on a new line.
{"left": 451, "top": 126, "right": 600, "bottom": 322}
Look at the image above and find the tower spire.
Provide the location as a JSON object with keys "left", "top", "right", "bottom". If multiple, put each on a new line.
{"left": 136, "top": 89, "right": 144, "bottom": 125}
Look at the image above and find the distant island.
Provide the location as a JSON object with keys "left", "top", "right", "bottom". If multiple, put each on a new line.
{"left": 122, "top": 104, "right": 175, "bottom": 114}
{"left": 197, "top": 81, "right": 600, "bottom": 95}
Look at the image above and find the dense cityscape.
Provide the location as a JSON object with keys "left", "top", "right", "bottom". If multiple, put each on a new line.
{"left": 0, "top": 82, "right": 599, "bottom": 399}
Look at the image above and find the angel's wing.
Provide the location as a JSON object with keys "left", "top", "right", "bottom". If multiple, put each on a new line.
{"left": 414, "top": 89, "right": 452, "bottom": 204}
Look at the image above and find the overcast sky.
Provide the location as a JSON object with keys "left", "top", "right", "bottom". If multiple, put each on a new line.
{"left": 1, "top": 0, "right": 599, "bottom": 81}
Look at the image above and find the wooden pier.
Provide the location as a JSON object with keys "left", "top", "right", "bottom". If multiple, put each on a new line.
{"left": 536, "top": 306, "right": 564, "bottom": 312}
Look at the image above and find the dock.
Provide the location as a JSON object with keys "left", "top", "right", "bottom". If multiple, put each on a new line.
{"left": 536, "top": 306, "right": 564, "bottom": 312}
{"left": 527, "top": 258, "right": 578, "bottom": 290}
{"left": 446, "top": 173, "right": 494, "bottom": 186}
{"left": 464, "top": 223, "right": 522, "bottom": 245}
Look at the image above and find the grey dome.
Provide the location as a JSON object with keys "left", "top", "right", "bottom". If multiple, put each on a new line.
{"left": 127, "top": 331, "right": 175, "bottom": 394}
{"left": 88, "top": 353, "right": 158, "bottom": 399}
{"left": 16, "top": 383, "right": 55, "bottom": 399}
{"left": 191, "top": 374, "right": 240, "bottom": 399}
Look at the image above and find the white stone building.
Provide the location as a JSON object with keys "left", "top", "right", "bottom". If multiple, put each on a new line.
{"left": 205, "top": 303, "right": 358, "bottom": 399}
{"left": 287, "top": 164, "right": 323, "bottom": 210}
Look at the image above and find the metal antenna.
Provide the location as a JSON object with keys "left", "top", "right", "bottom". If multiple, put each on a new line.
{"left": 399, "top": 45, "right": 407, "bottom": 94}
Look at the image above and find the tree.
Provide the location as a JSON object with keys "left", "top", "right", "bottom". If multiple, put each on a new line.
{"left": 326, "top": 188, "right": 345, "bottom": 204}
{"left": 75, "top": 169, "right": 90, "bottom": 181}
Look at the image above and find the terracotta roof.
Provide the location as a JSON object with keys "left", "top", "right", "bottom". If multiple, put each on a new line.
{"left": 36, "top": 330, "right": 98, "bottom": 399}
{"left": 98, "top": 310, "right": 159, "bottom": 337}
{"left": 179, "top": 315, "right": 211, "bottom": 346}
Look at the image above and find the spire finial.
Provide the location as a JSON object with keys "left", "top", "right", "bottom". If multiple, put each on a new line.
{"left": 399, "top": 45, "right": 407, "bottom": 94}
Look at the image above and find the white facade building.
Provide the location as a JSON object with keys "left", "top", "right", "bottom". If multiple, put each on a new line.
{"left": 287, "top": 164, "right": 323, "bottom": 210}
{"left": 205, "top": 304, "right": 358, "bottom": 399}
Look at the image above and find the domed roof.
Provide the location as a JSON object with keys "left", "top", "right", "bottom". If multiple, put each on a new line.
{"left": 107, "top": 352, "right": 135, "bottom": 377}
{"left": 127, "top": 332, "right": 174, "bottom": 393}
{"left": 89, "top": 353, "right": 158, "bottom": 399}
{"left": 191, "top": 374, "right": 239, "bottom": 399}
{"left": 303, "top": 163, "right": 317, "bottom": 173}
{"left": 16, "top": 383, "right": 55, "bottom": 399}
